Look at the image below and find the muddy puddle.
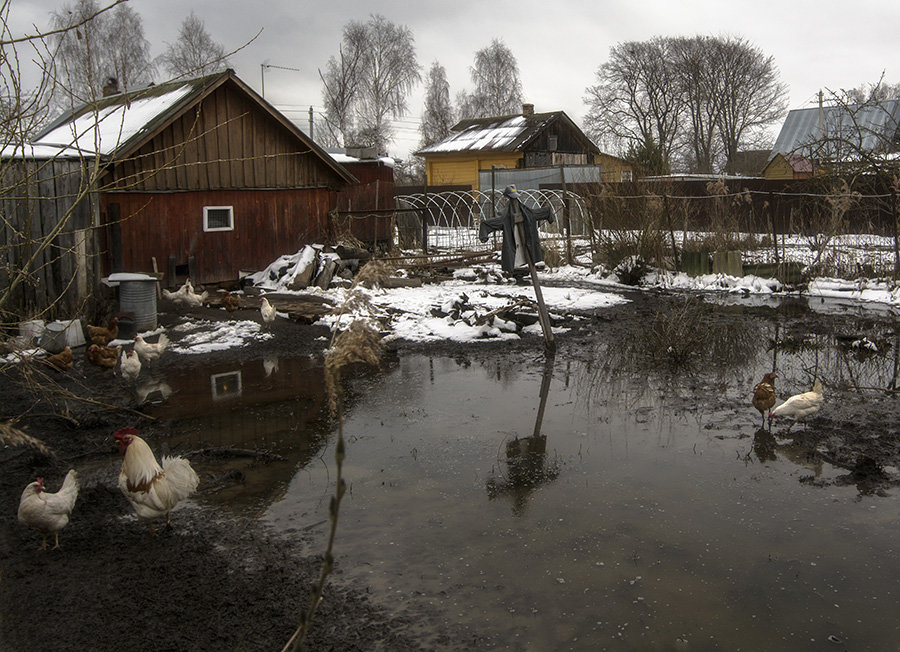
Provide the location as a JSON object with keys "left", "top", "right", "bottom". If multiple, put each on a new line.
{"left": 147, "top": 303, "right": 900, "bottom": 650}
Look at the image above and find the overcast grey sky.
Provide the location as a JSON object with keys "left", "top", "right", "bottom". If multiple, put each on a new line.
{"left": 9, "top": 0, "right": 900, "bottom": 159}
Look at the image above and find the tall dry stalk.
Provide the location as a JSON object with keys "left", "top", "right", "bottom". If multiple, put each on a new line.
{"left": 281, "top": 260, "right": 387, "bottom": 652}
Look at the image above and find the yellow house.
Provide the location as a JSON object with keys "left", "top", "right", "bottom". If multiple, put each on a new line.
{"left": 417, "top": 104, "right": 611, "bottom": 189}
{"left": 762, "top": 153, "right": 814, "bottom": 180}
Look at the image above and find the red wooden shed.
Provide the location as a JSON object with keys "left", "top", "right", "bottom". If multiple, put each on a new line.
{"left": 32, "top": 69, "right": 357, "bottom": 285}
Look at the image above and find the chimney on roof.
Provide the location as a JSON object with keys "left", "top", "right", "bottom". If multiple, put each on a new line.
{"left": 522, "top": 103, "right": 534, "bottom": 117}
{"left": 102, "top": 77, "right": 119, "bottom": 97}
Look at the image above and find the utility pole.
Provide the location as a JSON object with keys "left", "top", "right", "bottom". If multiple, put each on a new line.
{"left": 309, "top": 106, "right": 314, "bottom": 140}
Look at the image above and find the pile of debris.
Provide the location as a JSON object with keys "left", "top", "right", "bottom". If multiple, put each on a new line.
{"left": 246, "top": 244, "right": 372, "bottom": 291}
{"left": 429, "top": 292, "right": 541, "bottom": 333}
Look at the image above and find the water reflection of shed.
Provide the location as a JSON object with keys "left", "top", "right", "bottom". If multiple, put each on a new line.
{"left": 144, "top": 355, "right": 329, "bottom": 512}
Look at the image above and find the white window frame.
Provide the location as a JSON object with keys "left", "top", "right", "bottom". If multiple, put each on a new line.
{"left": 203, "top": 205, "right": 234, "bottom": 232}
{"left": 620, "top": 169, "right": 633, "bottom": 182}
{"left": 210, "top": 370, "right": 242, "bottom": 400}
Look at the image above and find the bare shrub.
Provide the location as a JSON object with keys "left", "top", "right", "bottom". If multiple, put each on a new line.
{"left": 587, "top": 183, "right": 669, "bottom": 270}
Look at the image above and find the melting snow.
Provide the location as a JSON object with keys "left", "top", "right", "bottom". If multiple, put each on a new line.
{"left": 169, "top": 319, "right": 274, "bottom": 354}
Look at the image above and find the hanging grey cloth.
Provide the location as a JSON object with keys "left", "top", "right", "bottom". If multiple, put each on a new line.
{"left": 478, "top": 186, "right": 555, "bottom": 273}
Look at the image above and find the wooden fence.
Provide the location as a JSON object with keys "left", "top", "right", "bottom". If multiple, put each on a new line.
{"left": 0, "top": 157, "right": 102, "bottom": 324}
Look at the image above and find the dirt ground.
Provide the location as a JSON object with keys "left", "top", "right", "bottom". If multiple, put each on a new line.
{"left": 2, "top": 288, "right": 899, "bottom": 650}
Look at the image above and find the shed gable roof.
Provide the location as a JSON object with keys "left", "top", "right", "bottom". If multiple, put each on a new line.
{"left": 31, "top": 70, "right": 355, "bottom": 184}
{"left": 417, "top": 110, "right": 599, "bottom": 156}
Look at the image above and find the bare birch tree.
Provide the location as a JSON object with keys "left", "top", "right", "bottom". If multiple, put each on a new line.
{"left": 319, "top": 22, "right": 367, "bottom": 148}
{"left": 420, "top": 61, "right": 454, "bottom": 147}
{"left": 457, "top": 39, "right": 523, "bottom": 119}
{"left": 320, "top": 15, "right": 420, "bottom": 154}
{"left": 158, "top": 12, "right": 230, "bottom": 79}
{"left": 50, "top": 0, "right": 154, "bottom": 109}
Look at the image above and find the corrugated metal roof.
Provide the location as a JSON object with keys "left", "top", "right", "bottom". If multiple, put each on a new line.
{"left": 418, "top": 111, "right": 598, "bottom": 155}
{"left": 770, "top": 100, "right": 900, "bottom": 161}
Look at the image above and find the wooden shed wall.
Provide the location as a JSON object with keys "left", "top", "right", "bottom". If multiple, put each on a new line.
{"left": 0, "top": 159, "right": 100, "bottom": 320}
{"left": 103, "top": 187, "right": 338, "bottom": 284}
{"left": 335, "top": 160, "right": 395, "bottom": 242}
{"left": 105, "top": 82, "right": 346, "bottom": 192}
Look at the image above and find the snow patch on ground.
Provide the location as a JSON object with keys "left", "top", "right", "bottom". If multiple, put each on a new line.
{"left": 169, "top": 319, "right": 274, "bottom": 354}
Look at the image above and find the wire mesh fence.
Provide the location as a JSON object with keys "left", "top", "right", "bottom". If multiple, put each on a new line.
{"left": 394, "top": 180, "right": 900, "bottom": 280}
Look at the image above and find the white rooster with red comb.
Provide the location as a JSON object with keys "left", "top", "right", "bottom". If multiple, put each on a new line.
{"left": 113, "top": 427, "right": 199, "bottom": 535}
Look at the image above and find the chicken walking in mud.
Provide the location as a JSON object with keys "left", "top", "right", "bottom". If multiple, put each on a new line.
{"left": 18, "top": 470, "right": 79, "bottom": 550}
{"left": 769, "top": 380, "right": 824, "bottom": 431}
{"left": 752, "top": 372, "right": 777, "bottom": 427}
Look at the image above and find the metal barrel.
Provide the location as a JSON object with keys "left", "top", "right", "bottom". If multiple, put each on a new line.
{"left": 118, "top": 279, "right": 158, "bottom": 331}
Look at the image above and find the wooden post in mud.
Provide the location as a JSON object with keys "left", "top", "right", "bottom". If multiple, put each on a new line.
{"left": 559, "top": 165, "right": 573, "bottom": 265}
{"left": 891, "top": 189, "right": 898, "bottom": 280}
{"left": 511, "top": 199, "right": 555, "bottom": 349}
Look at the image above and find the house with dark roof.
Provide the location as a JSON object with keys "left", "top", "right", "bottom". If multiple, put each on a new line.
{"left": 27, "top": 69, "right": 357, "bottom": 287}
{"left": 417, "top": 104, "right": 628, "bottom": 189}
{"left": 763, "top": 100, "right": 900, "bottom": 179}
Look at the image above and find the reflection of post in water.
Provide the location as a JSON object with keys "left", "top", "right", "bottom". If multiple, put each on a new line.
{"left": 486, "top": 351, "right": 559, "bottom": 515}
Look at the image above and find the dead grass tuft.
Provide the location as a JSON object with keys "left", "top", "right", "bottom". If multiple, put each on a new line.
{"left": 0, "top": 420, "right": 53, "bottom": 456}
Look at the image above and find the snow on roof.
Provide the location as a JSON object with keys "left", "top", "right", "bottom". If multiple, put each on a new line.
{"left": 329, "top": 152, "right": 396, "bottom": 167}
{"left": 32, "top": 86, "right": 193, "bottom": 157}
{"left": 0, "top": 143, "right": 87, "bottom": 159}
{"left": 419, "top": 115, "right": 529, "bottom": 154}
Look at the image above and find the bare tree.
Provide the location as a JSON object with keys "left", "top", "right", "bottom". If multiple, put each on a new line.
{"left": 584, "top": 38, "right": 683, "bottom": 169}
{"left": 458, "top": 39, "right": 523, "bottom": 118}
{"left": 158, "top": 12, "right": 230, "bottom": 79}
{"left": 50, "top": 0, "right": 154, "bottom": 109}
{"left": 319, "top": 22, "right": 367, "bottom": 147}
{"left": 420, "top": 61, "right": 454, "bottom": 147}
{"left": 320, "top": 15, "right": 420, "bottom": 154}
{"left": 353, "top": 14, "right": 420, "bottom": 154}
{"left": 585, "top": 35, "right": 786, "bottom": 174}
{"left": 713, "top": 36, "right": 788, "bottom": 171}
{"left": 843, "top": 76, "right": 900, "bottom": 104}
{"left": 2, "top": 0, "right": 126, "bottom": 323}
{"left": 671, "top": 36, "right": 722, "bottom": 173}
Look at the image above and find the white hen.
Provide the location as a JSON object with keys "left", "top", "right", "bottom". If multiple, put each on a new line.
{"left": 18, "top": 469, "right": 79, "bottom": 550}
{"left": 260, "top": 296, "right": 277, "bottom": 328}
{"left": 114, "top": 427, "right": 199, "bottom": 535}
{"left": 769, "top": 380, "right": 824, "bottom": 429}
{"left": 120, "top": 348, "right": 141, "bottom": 382}
{"left": 134, "top": 333, "right": 169, "bottom": 365}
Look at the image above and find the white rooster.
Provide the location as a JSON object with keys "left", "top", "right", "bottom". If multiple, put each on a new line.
{"left": 134, "top": 333, "right": 169, "bottom": 365}
{"left": 18, "top": 469, "right": 79, "bottom": 550}
{"left": 260, "top": 296, "right": 277, "bottom": 329}
{"left": 114, "top": 427, "right": 199, "bottom": 536}
{"left": 769, "top": 380, "right": 824, "bottom": 430}
{"left": 120, "top": 348, "right": 141, "bottom": 382}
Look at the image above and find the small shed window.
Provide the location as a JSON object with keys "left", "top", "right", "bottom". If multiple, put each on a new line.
{"left": 620, "top": 169, "right": 633, "bottom": 182}
{"left": 203, "top": 206, "right": 234, "bottom": 232}
{"left": 548, "top": 135, "right": 558, "bottom": 151}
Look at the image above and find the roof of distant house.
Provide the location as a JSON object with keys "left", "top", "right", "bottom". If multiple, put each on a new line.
{"left": 770, "top": 100, "right": 900, "bottom": 162}
{"left": 417, "top": 110, "right": 599, "bottom": 156}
